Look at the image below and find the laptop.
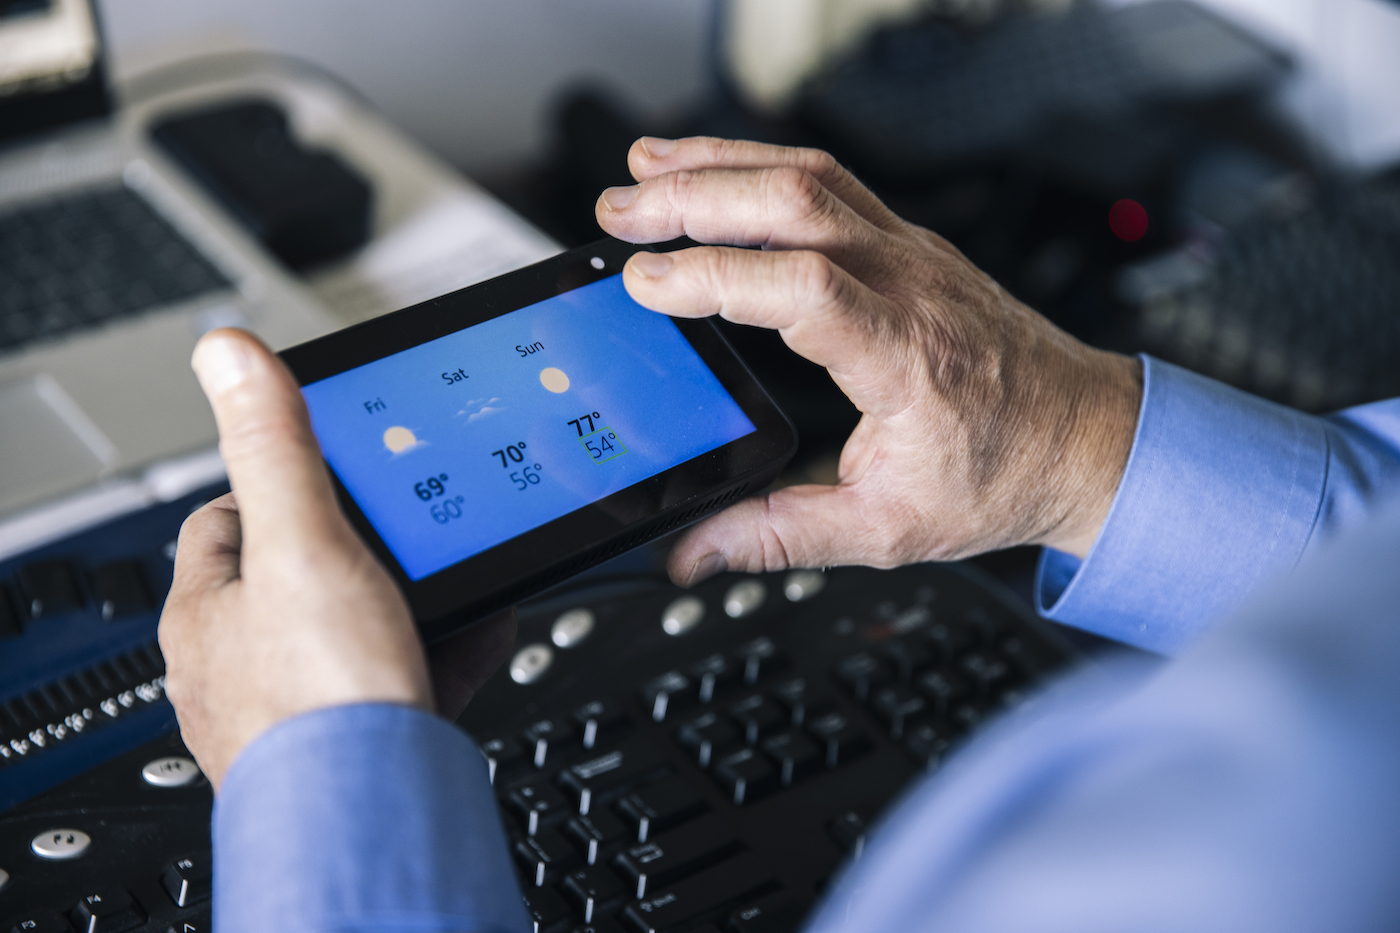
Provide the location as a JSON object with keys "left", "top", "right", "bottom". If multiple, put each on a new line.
{"left": 0, "top": 0, "right": 344, "bottom": 518}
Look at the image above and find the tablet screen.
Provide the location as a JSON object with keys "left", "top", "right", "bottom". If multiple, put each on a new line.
{"left": 301, "top": 274, "right": 757, "bottom": 580}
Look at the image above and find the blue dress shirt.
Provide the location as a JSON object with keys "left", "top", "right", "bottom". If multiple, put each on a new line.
{"left": 215, "top": 356, "right": 1400, "bottom": 932}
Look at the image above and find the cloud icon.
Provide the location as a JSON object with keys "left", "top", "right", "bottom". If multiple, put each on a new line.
{"left": 457, "top": 398, "right": 503, "bottom": 423}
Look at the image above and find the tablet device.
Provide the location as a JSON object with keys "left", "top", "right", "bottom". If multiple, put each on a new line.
{"left": 281, "top": 238, "right": 798, "bottom": 641}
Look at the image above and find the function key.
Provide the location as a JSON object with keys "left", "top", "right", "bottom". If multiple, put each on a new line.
{"left": 782, "top": 569, "right": 825, "bottom": 602}
{"left": 734, "top": 637, "right": 783, "bottom": 686}
{"left": 760, "top": 731, "right": 821, "bottom": 787}
{"left": 566, "top": 808, "right": 627, "bottom": 865}
{"left": 160, "top": 851, "right": 212, "bottom": 907}
{"left": 8, "top": 911, "right": 72, "bottom": 933}
{"left": 805, "top": 712, "right": 871, "bottom": 768}
{"left": 639, "top": 671, "right": 691, "bottom": 722}
{"left": 31, "top": 828, "right": 90, "bottom": 860}
{"left": 551, "top": 608, "right": 596, "bottom": 648}
{"left": 16, "top": 560, "right": 84, "bottom": 619}
{"left": 725, "top": 695, "right": 785, "bottom": 744}
{"left": 661, "top": 595, "right": 705, "bottom": 636}
{"left": 522, "top": 718, "right": 576, "bottom": 768}
{"left": 833, "top": 652, "right": 891, "bottom": 702}
{"left": 69, "top": 886, "right": 146, "bottom": 933}
{"left": 723, "top": 579, "right": 766, "bottom": 618}
{"left": 87, "top": 562, "right": 152, "bottom": 621}
{"left": 561, "top": 864, "right": 627, "bottom": 924}
{"left": 711, "top": 747, "right": 778, "bottom": 806}
{"left": 869, "top": 685, "right": 926, "bottom": 740}
{"left": 572, "top": 699, "right": 626, "bottom": 750}
{"left": 616, "top": 775, "right": 705, "bottom": 841}
{"left": 510, "top": 643, "right": 554, "bottom": 685}
{"left": 688, "top": 654, "right": 737, "bottom": 704}
{"left": 676, "top": 711, "right": 740, "bottom": 768}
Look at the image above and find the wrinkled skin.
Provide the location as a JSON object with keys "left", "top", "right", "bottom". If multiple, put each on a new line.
{"left": 594, "top": 137, "right": 1142, "bottom": 586}
{"left": 159, "top": 330, "right": 515, "bottom": 790}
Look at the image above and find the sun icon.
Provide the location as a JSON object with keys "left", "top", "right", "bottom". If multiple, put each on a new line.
{"left": 383, "top": 426, "right": 420, "bottom": 454}
{"left": 539, "top": 367, "right": 570, "bottom": 393}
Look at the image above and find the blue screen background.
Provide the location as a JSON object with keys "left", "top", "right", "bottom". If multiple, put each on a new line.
{"left": 301, "top": 274, "right": 756, "bottom": 580}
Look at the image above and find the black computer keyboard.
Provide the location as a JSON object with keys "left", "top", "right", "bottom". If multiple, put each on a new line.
{"left": 0, "top": 185, "right": 229, "bottom": 352}
{"left": 0, "top": 550, "right": 1078, "bottom": 933}
{"left": 1128, "top": 178, "right": 1400, "bottom": 412}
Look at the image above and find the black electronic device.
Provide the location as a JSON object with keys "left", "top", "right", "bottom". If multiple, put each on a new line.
{"left": 279, "top": 238, "right": 798, "bottom": 643}
{"left": 0, "top": 560, "right": 1078, "bottom": 933}
{"left": 149, "top": 99, "right": 372, "bottom": 270}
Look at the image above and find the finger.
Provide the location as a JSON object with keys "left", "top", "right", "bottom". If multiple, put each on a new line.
{"left": 628, "top": 137, "right": 902, "bottom": 232}
{"left": 428, "top": 608, "right": 518, "bottom": 720}
{"left": 168, "top": 494, "right": 244, "bottom": 596}
{"left": 597, "top": 165, "right": 885, "bottom": 271}
{"left": 623, "top": 246, "right": 908, "bottom": 413}
{"left": 190, "top": 329, "right": 344, "bottom": 554}
{"left": 666, "top": 484, "right": 904, "bottom": 585}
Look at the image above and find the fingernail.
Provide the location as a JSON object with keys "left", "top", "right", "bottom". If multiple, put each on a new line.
{"left": 641, "top": 136, "right": 676, "bottom": 157}
{"left": 191, "top": 333, "right": 251, "bottom": 398}
{"left": 686, "top": 553, "right": 728, "bottom": 587}
{"left": 631, "top": 252, "right": 673, "bottom": 278}
{"left": 602, "top": 185, "right": 639, "bottom": 210}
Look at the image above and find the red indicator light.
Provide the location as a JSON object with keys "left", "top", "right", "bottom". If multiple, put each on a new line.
{"left": 1109, "top": 199, "right": 1149, "bottom": 242}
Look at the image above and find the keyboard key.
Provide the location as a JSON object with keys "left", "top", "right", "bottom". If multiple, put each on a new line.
{"left": 726, "top": 898, "right": 808, "bottom": 933}
{"left": 916, "top": 669, "right": 972, "bottom": 713}
{"left": 523, "top": 884, "right": 574, "bottom": 933}
{"left": 639, "top": 671, "right": 692, "bottom": 722}
{"left": 881, "top": 638, "right": 934, "bottom": 680}
{"left": 621, "top": 853, "right": 773, "bottom": 933}
{"left": 160, "top": 851, "right": 212, "bottom": 907}
{"left": 482, "top": 736, "right": 528, "bottom": 783}
{"left": 163, "top": 906, "right": 210, "bottom": 933}
{"left": 827, "top": 811, "right": 868, "bottom": 859}
{"left": 515, "top": 827, "right": 580, "bottom": 887}
{"left": 712, "top": 747, "right": 778, "bottom": 806}
{"left": 615, "top": 813, "right": 742, "bottom": 899}
{"left": 573, "top": 700, "right": 626, "bottom": 749}
{"left": 833, "top": 653, "right": 891, "bottom": 702}
{"left": 676, "top": 711, "right": 740, "bottom": 768}
{"left": 722, "top": 579, "right": 766, "bottom": 618}
{"left": 558, "top": 740, "right": 669, "bottom": 813}
{"left": 768, "top": 678, "right": 827, "bottom": 727}
{"left": 688, "top": 654, "right": 738, "bottom": 704}
{"left": 782, "top": 569, "right": 825, "bottom": 602}
{"left": 805, "top": 712, "right": 871, "bottom": 768}
{"left": 759, "top": 732, "right": 821, "bottom": 786}
{"left": 69, "top": 887, "right": 146, "bottom": 933}
{"left": 573, "top": 917, "right": 629, "bottom": 933}
{"left": 922, "top": 622, "right": 972, "bottom": 663}
{"left": 8, "top": 911, "right": 73, "bottom": 933}
{"left": 734, "top": 637, "right": 784, "bottom": 685}
{"left": 870, "top": 685, "right": 927, "bottom": 739}
{"left": 960, "top": 653, "right": 1012, "bottom": 692}
{"left": 904, "top": 721, "right": 952, "bottom": 768}
{"left": 508, "top": 776, "right": 570, "bottom": 835}
{"left": 561, "top": 864, "right": 627, "bottom": 923}
{"left": 616, "top": 775, "right": 706, "bottom": 841}
{"left": 567, "top": 809, "right": 628, "bottom": 865}
{"left": 523, "top": 718, "right": 577, "bottom": 768}
{"left": 16, "top": 560, "right": 84, "bottom": 619}
{"left": 87, "top": 562, "right": 152, "bottom": 621}
{"left": 726, "top": 696, "right": 786, "bottom": 744}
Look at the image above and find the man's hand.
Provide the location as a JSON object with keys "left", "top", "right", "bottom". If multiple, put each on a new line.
{"left": 596, "top": 137, "right": 1142, "bottom": 586}
{"left": 160, "top": 329, "right": 513, "bottom": 790}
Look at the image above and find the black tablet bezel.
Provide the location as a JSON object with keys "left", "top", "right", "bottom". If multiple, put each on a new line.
{"left": 281, "top": 238, "right": 797, "bottom": 637}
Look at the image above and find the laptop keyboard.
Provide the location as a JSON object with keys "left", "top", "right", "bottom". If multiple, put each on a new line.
{"left": 0, "top": 185, "right": 230, "bottom": 353}
{"left": 0, "top": 557, "right": 1078, "bottom": 933}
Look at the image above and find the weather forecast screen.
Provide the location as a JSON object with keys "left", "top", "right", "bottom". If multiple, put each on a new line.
{"left": 301, "top": 274, "right": 757, "bottom": 580}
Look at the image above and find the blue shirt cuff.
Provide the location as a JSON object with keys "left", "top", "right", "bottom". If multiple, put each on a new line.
{"left": 214, "top": 703, "right": 530, "bottom": 933}
{"left": 1035, "top": 356, "right": 1328, "bottom": 654}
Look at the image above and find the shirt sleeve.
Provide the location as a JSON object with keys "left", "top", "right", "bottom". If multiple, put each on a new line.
{"left": 213, "top": 703, "right": 530, "bottom": 933}
{"left": 1035, "top": 355, "right": 1400, "bottom": 654}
